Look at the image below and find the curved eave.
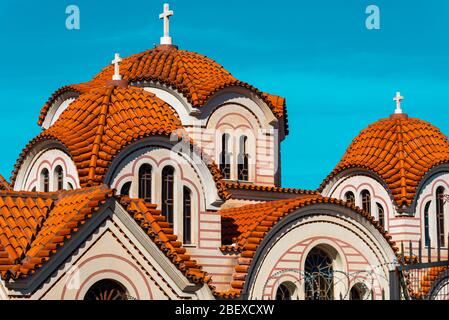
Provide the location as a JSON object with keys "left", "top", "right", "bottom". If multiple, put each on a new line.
{"left": 319, "top": 160, "right": 449, "bottom": 212}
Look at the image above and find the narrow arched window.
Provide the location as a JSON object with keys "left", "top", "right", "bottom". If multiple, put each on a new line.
{"left": 138, "top": 164, "right": 152, "bottom": 202}
{"left": 183, "top": 186, "right": 192, "bottom": 244}
{"left": 376, "top": 203, "right": 385, "bottom": 229}
{"left": 345, "top": 191, "right": 355, "bottom": 205}
{"left": 361, "top": 190, "right": 371, "bottom": 214}
{"left": 55, "top": 166, "right": 64, "bottom": 191}
{"left": 121, "top": 182, "right": 132, "bottom": 197}
{"left": 424, "top": 201, "right": 431, "bottom": 247}
{"left": 237, "top": 136, "right": 249, "bottom": 181}
{"left": 220, "top": 134, "right": 231, "bottom": 180}
{"left": 41, "top": 168, "right": 50, "bottom": 192}
{"left": 276, "top": 283, "right": 295, "bottom": 300}
{"left": 305, "top": 247, "right": 334, "bottom": 300}
{"left": 162, "top": 166, "right": 175, "bottom": 226}
{"left": 436, "top": 187, "right": 445, "bottom": 247}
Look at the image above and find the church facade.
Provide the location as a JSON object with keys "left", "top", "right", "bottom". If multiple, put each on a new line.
{"left": 0, "top": 4, "right": 448, "bottom": 300}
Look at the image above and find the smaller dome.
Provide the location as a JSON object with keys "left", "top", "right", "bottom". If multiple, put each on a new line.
{"left": 321, "top": 113, "right": 449, "bottom": 208}
{"left": 16, "top": 84, "right": 182, "bottom": 187}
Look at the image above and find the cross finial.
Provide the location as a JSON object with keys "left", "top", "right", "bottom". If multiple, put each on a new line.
{"left": 159, "top": 3, "right": 174, "bottom": 45}
{"left": 393, "top": 91, "right": 404, "bottom": 114}
{"left": 111, "top": 53, "right": 122, "bottom": 81}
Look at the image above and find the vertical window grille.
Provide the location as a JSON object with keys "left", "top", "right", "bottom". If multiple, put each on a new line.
{"left": 138, "top": 164, "right": 152, "bottom": 202}
{"left": 238, "top": 136, "right": 249, "bottom": 181}
{"left": 183, "top": 186, "right": 192, "bottom": 244}
{"left": 162, "top": 166, "right": 175, "bottom": 226}
{"left": 220, "top": 134, "right": 231, "bottom": 179}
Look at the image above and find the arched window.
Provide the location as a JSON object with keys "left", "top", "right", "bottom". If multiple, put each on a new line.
{"left": 220, "top": 134, "right": 231, "bottom": 180}
{"left": 361, "top": 190, "right": 371, "bottom": 214}
{"left": 305, "top": 247, "right": 334, "bottom": 300}
{"left": 237, "top": 136, "right": 249, "bottom": 181}
{"left": 350, "top": 283, "right": 368, "bottom": 300}
{"left": 376, "top": 203, "right": 385, "bottom": 229}
{"left": 121, "top": 182, "right": 132, "bottom": 197}
{"left": 54, "top": 166, "right": 64, "bottom": 191}
{"left": 424, "top": 201, "right": 431, "bottom": 247}
{"left": 436, "top": 187, "right": 445, "bottom": 247}
{"left": 138, "top": 164, "right": 152, "bottom": 202}
{"left": 345, "top": 191, "right": 355, "bottom": 205}
{"left": 183, "top": 186, "right": 192, "bottom": 244}
{"left": 162, "top": 166, "right": 175, "bottom": 226}
{"left": 84, "top": 279, "right": 128, "bottom": 300}
{"left": 40, "top": 168, "right": 50, "bottom": 192}
{"left": 276, "top": 282, "right": 295, "bottom": 300}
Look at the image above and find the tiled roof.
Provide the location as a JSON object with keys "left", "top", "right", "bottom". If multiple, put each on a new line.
{"left": 38, "top": 45, "right": 288, "bottom": 132}
{"left": 225, "top": 182, "right": 318, "bottom": 195}
{"left": 17, "top": 84, "right": 230, "bottom": 200}
{"left": 0, "top": 175, "right": 11, "bottom": 191}
{"left": 37, "top": 81, "right": 104, "bottom": 126}
{"left": 120, "top": 197, "right": 210, "bottom": 285}
{"left": 0, "top": 186, "right": 113, "bottom": 279}
{"left": 0, "top": 187, "right": 211, "bottom": 286}
{"left": 409, "top": 266, "right": 449, "bottom": 299}
{"left": 217, "top": 195, "right": 398, "bottom": 298}
{"left": 320, "top": 114, "right": 449, "bottom": 208}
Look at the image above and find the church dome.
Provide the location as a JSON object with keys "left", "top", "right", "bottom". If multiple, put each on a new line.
{"left": 321, "top": 113, "right": 449, "bottom": 208}
{"left": 38, "top": 45, "right": 287, "bottom": 129}
{"left": 15, "top": 84, "right": 182, "bottom": 187}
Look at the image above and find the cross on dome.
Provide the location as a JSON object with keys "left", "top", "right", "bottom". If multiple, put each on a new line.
{"left": 159, "top": 3, "right": 174, "bottom": 45}
{"left": 393, "top": 91, "right": 404, "bottom": 114}
{"left": 111, "top": 53, "right": 122, "bottom": 81}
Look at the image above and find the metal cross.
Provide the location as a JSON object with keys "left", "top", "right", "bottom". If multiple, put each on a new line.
{"left": 159, "top": 3, "right": 174, "bottom": 45}
{"left": 393, "top": 91, "right": 404, "bottom": 114}
{"left": 111, "top": 53, "right": 122, "bottom": 81}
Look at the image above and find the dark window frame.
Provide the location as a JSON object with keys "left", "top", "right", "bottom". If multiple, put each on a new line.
{"left": 138, "top": 164, "right": 152, "bottom": 202}
{"left": 162, "top": 166, "right": 175, "bottom": 226}
{"left": 183, "top": 186, "right": 192, "bottom": 244}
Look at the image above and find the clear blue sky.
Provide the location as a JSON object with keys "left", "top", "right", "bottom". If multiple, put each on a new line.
{"left": 0, "top": 0, "right": 448, "bottom": 189}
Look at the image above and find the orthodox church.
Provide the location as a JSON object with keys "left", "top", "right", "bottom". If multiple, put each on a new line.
{"left": 0, "top": 4, "right": 448, "bottom": 300}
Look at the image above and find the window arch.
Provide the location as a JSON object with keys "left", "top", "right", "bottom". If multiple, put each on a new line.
{"left": 121, "top": 182, "right": 132, "bottom": 197}
{"left": 345, "top": 191, "right": 355, "bottom": 205}
{"left": 376, "top": 203, "right": 385, "bottom": 229}
{"left": 183, "top": 186, "right": 192, "bottom": 244}
{"left": 424, "top": 201, "right": 431, "bottom": 247}
{"left": 305, "top": 247, "right": 334, "bottom": 300}
{"left": 237, "top": 135, "right": 249, "bottom": 181}
{"left": 84, "top": 279, "right": 128, "bottom": 300}
{"left": 40, "top": 168, "right": 50, "bottom": 192}
{"left": 138, "top": 164, "right": 152, "bottom": 202}
{"left": 67, "top": 182, "right": 74, "bottom": 190}
{"left": 220, "top": 134, "right": 231, "bottom": 180}
{"left": 350, "top": 283, "right": 368, "bottom": 300}
{"left": 361, "top": 190, "right": 371, "bottom": 214}
{"left": 276, "top": 282, "right": 296, "bottom": 300}
{"left": 54, "top": 166, "right": 64, "bottom": 191}
{"left": 162, "top": 166, "right": 175, "bottom": 226}
{"left": 436, "top": 187, "right": 445, "bottom": 247}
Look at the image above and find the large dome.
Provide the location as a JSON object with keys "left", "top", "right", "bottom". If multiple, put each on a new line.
{"left": 38, "top": 45, "right": 286, "bottom": 128}
{"left": 321, "top": 113, "right": 449, "bottom": 208}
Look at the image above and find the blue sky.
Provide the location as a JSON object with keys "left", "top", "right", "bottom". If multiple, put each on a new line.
{"left": 0, "top": 0, "right": 448, "bottom": 189}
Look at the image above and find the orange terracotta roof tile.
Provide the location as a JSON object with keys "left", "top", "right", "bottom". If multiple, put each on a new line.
{"left": 17, "top": 84, "right": 230, "bottom": 200}
{"left": 37, "top": 80, "right": 105, "bottom": 126}
{"left": 320, "top": 115, "right": 449, "bottom": 209}
{"left": 225, "top": 182, "right": 318, "bottom": 196}
{"left": 408, "top": 266, "right": 449, "bottom": 299}
{"left": 39, "top": 45, "right": 288, "bottom": 132}
{"left": 119, "top": 197, "right": 210, "bottom": 285}
{"left": 0, "top": 187, "right": 211, "bottom": 286}
{"left": 216, "top": 195, "right": 398, "bottom": 298}
{"left": 0, "top": 186, "right": 112, "bottom": 279}
{"left": 0, "top": 175, "right": 11, "bottom": 191}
